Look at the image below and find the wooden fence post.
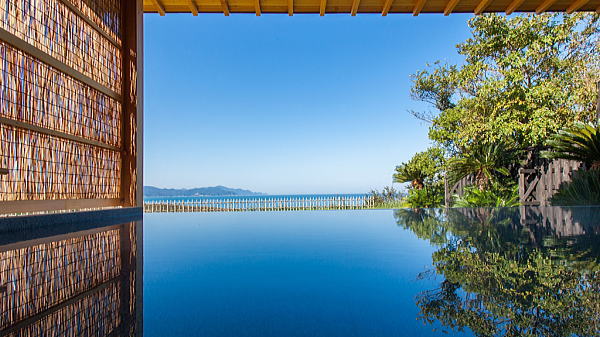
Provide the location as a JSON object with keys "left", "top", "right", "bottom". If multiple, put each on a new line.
{"left": 596, "top": 81, "right": 600, "bottom": 124}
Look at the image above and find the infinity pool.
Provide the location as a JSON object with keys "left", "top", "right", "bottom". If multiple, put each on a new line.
{"left": 1, "top": 207, "right": 599, "bottom": 336}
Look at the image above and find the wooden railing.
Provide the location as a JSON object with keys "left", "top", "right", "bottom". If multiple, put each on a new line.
{"left": 144, "top": 196, "right": 376, "bottom": 213}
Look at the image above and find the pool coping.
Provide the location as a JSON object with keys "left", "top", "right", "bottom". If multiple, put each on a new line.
{"left": 0, "top": 207, "right": 143, "bottom": 244}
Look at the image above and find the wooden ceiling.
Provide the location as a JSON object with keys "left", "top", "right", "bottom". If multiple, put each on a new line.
{"left": 144, "top": 0, "right": 600, "bottom": 16}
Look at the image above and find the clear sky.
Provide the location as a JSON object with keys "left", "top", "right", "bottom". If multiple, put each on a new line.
{"left": 144, "top": 13, "right": 474, "bottom": 195}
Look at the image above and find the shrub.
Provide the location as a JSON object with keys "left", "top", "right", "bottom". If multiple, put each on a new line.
{"left": 453, "top": 183, "right": 519, "bottom": 208}
{"left": 405, "top": 187, "right": 444, "bottom": 208}
{"left": 369, "top": 186, "right": 404, "bottom": 208}
{"left": 542, "top": 122, "right": 600, "bottom": 170}
{"left": 550, "top": 170, "right": 600, "bottom": 206}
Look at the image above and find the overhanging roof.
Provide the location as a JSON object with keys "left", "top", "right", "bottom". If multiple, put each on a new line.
{"left": 144, "top": 0, "right": 600, "bottom": 16}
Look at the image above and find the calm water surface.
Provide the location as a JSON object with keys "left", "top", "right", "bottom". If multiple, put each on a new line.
{"left": 144, "top": 210, "right": 446, "bottom": 337}
{"left": 1, "top": 207, "right": 599, "bottom": 336}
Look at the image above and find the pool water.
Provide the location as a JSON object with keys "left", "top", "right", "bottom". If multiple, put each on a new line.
{"left": 1, "top": 207, "right": 599, "bottom": 336}
{"left": 144, "top": 211, "right": 449, "bottom": 337}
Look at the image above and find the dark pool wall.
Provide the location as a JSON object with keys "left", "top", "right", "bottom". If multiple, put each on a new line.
{"left": 0, "top": 219, "right": 143, "bottom": 336}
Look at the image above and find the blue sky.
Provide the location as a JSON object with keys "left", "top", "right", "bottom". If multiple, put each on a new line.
{"left": 144, "top": 13, "right": 473, "bottom": 194}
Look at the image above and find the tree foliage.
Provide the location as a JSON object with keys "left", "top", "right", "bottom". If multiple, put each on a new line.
{"left": 446, "top": 142, "right": 518, "bottom": 190}
{"left": 411, "top": 14, "right": 600, "bottom": 153}
{"left": 394, "top": 147, "right": 445, "bottom": 190}
{"left": 394, "top": 208, "right": 600, "bottom": 337}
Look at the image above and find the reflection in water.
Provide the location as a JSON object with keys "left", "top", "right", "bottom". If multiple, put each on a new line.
{"left": 0, "top": 221, "right": 142, "bottom": 337}
{"left": 395, "top": 206, "right": 600, "bottom": 337}
{"left": 1, "top": 207, "right": 598, "bottom": 336}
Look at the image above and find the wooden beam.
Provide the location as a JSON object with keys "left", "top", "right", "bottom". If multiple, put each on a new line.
{"left": 566, "top": 0, "right": 589, "bottom": 13}
{"left": 505, "top": 0, "right": 525, "bottom": 14}
{"left": 0, "top": 117, "right": 120, "bottom": 151}
{"left": 0, "top": 27, "right": 120, "bottom": 100}
{"left": 288, "top": 0, "right": 293, "bottom": 15}
{"left": 220, "top": 0, "right": 230, "bottom": 16}
{"left": 535, "top": 0, "right": 557, "bottom": 13}
{"left": 57, "top": 0, "right": 120, "bottom": 47}
{"left": 0, "top": 168, "right": 8, "bottom": 175}
{"left": 444, "top": 0, "right": 460, "bottom": 15}
{"left": 320, "top": 0, "right": 326, "bottom": 16}
{"left": 382, "top": 0, "right": 394, "bottom": 16}
{"left": 413, "top": 0, "right": 426, "bottom": 16}
{"left": 0, "top": 199, "right": 123, "bottom": 215}
{"left": 474, "top": 0, "right": 492, "bottom": 14}
{"left": 188, "top": 0, "right": 199, "bottom": 15}
{"left": 597, "top": 5, "right": 600, "bottom": 13}
{"left": 596, "top": 81, "right": 600, "bottom": 124}
{"left": 351, "top": 0, "right": 361, "bottom": 16}
{"left": 0, "top": 225, "right": 122, "bottom": 252}
{"left": 255, "top": 0, "right": 261, "bottom": 16}
{"left": 152, "top": 0, "right": 165, "bottom": 15}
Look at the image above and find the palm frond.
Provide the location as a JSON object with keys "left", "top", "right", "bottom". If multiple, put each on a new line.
{"left": 446, "top": 142, "right": 517, "bottom": 189}
{"left": 542, "top": 122, "right": 600, "bottom": 167}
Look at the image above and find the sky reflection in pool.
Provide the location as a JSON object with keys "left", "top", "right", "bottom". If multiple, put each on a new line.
{"left": 144, "top": 210, "right": 445, "bottom": 336}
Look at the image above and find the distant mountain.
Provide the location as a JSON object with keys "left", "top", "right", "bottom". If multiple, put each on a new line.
{"left": 143, "top": 185, "right": 265, "bottom": 197}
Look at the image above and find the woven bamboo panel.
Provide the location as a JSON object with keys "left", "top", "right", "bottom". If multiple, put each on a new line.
{"left": 0, "top": 0, "right": 122, "bottom": 93}
{"left": 0, "top": 41, "right": 122, "bottom": 148}
{"left": 4, "top": 282, "right": 121, "bottom": 337}
{"left": 0, "top": 125, "right": 121, "bottom": 201}
{"left": 0, "top": 229, "right": 121, "bottom": 330}
{"left": 67, "top": 0, "right": 122, "bottom": 43}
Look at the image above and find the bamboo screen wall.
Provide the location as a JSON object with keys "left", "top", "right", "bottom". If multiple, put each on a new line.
{"left": 0, "top": 0, "right": 141, "bottom": 213}
{"left": 0, "top": 229, "right": 121, "bottom": 329}
{"left": 0, "top": 222, "right": 139, "bottom": 335}
{"left": 4, "top": 282, "right": 121, "bottom": 337}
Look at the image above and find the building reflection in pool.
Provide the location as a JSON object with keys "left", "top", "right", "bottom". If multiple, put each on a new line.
{"left": 0, "top": 220, "right": 142, "bottom": 337}
{"left": 395, "top": 206, "right": 600, "bottom": 337}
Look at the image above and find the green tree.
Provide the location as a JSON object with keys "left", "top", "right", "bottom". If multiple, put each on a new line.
{"left": 446, "top": 142, "right": 516, "bottom": 191}
{"left": 410, "top": 14, "right": 600, "bottom": 153}
{"left": 393, "top": 147, "right": 445, "bottom": 190}
{"left": 393, "top": 147, "right": 446, "bottom": 208}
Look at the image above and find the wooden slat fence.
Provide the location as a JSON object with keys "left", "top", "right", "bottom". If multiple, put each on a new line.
{"left": 144, "top": 196, "right": 376, "bottom": 213}
{"left": 444, "top": 154, "right": 585, "bottom": 207}
{"left": 519, "top": 158, "right": 585, "bottom": 206}
{"left": 445, "top": 174, "right": 476, "bottom": 207}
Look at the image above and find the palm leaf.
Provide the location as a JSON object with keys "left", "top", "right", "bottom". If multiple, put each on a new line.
{"left": 542, "top": 122, "right": 600, "bottom": 167}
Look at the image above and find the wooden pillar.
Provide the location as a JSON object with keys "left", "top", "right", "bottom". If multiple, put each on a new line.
{"left": 119, "top": 222, "right": 132, "bottom": 330}
{"left": 118, "top": 220, "right": 144, "bottom": 336}
{"left": 444, "top": 173, "right": 451, "bottom": 208}
{"left": 121, "top": 0, "right": 144, "bottom": 208}
{"left": 596, "top": 81, "right": 600, "bottom": 123}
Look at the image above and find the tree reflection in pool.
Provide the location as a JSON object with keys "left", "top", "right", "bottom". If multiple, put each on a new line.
{"left": 394, "top": 207, "right": 600, "bottom": 337}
